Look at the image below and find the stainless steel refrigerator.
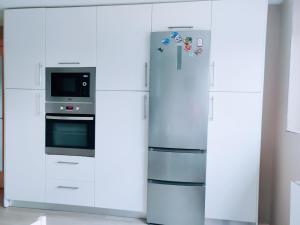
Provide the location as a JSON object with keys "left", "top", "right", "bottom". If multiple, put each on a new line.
{"left": 147, "top": 30, "right": 211, "bottom": 225}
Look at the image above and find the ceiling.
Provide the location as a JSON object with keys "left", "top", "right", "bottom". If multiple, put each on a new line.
{"left": 0, "top": 0, "right": 284, "bottom": 25}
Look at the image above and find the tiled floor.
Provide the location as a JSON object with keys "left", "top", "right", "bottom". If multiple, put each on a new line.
{"left": 0, "top": 189, "right": 146, "bottom": 225}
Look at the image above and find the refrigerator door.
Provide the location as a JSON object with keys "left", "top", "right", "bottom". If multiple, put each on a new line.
{"left": 149, "top": 31, "right": 210, "bottom": 150}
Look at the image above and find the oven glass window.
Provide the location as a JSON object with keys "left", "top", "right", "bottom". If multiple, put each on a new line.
{"left": 51, "top": 73, "right": 90, "bottom": 97}
{"left": 46, "top": 116, "right": 95, "bottom": 150}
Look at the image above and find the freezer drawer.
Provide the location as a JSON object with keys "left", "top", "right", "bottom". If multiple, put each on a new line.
{"left": 147, "top": 181, "right": 205, "bottom": 225}
{"left": 148, "top": 148, "right": 206, "bottom": 183}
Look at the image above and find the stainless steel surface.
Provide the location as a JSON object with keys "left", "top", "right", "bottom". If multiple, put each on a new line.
{"left": 148, "top": 148, "right": 206, "bottom": 183}
{"left": 57, "top": 186, "right": 79, "bottom": 190}
{"left": 145, "top": 62, "right": 148, "bottom": 88}
{"left": 58, "top": 62, "right": 81, "bottom": 65}
{"left": 56, "top": 161, "right": 79, "bottom": 165}
{"left": 46, "top": 147, "right": 95, "bottom": 158}
{"left": 147, "top": 181, "right": 205, "bottom": 225}
{"left": 46, "top": 115, "right": 94, "bottom": 121}
{"left": 149, "top": 30, "right": 211, "bottom": 150}
{"left": 168, "top": 26, "right": 194, "bottom": 29}
{"left": 46, "top": 102, "right": 95, "bottom": 115}
{"left": 46, "top": 67, "right": 96, "bottom": 104}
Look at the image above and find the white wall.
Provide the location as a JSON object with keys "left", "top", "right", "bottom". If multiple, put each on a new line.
{"left": 259, "top": 5, "right": 281, "bottom": 224}
{"left": 271, "top": 0, "right": 300, "bottom": 225}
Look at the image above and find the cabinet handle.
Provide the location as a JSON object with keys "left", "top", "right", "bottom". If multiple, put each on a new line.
{"left": 38, "top": 62, "right": 43, "bottom": 87}
{"left": 57, "top": 161, "right": 79, "bottom": 165}
{"left": 210, "top": 62, "right": 215, "bottom": 87}
{"left": 144, "top": 95, "right": 148, "bottom": 120}
{"left": 209, "top": 96, "right": 214, "bottom": 121}
{"left": 58, "top": 62, "right": 80, "bottom": 65}
{"left": 145, "top": 62, "right": 148, "bottom": 88}
{"left": 57, "top": 186, "right": 79, "bottom": 190}
{"left": 168, "top": 26, "right": 194, "bottom": 29}
{"left": 35, "top": 93, "right": 41, "bottom": 116}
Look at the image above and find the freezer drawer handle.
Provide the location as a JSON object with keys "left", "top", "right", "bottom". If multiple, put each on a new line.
{"left": 144, "top": 95, "right": 148, "bottom": 120}
{"left": 46, "top": 116, "right": 94, "bottom": 121}
{"left": 149, "top": 179, "right": 205, "bottom": 187}
{"left": 58, "top": 62, "right": 80, "bottom": 65}
{"left": 56, "top": 161, "right": 79, "bottom": 165}
{"left": 168, "top": 26, "right": 194, "bottom": 29}
{"left": 57, "top": 186, "right": 79, "bottom": 190}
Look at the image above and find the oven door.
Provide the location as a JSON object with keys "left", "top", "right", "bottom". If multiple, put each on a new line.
{"left": 46, "top": 114, "right": 95, "bottom": 157}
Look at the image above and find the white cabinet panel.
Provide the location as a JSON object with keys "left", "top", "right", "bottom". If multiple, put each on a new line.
{"left": 4, "top": 9, "right": 45, "bottom": 89}
{"left": 95, "top": 91, "right": 148, "bottom": 212}
{"left": 5, "top": 89, "right": 45, "bottom": 202}
{"left": 97, "top": 5, "right": 151, "bottom": 91}
{"left": 290, "top": 182, "right": 300, "bottom": 225}
{"left": 210, "top": 0, "right": 268, "bottom": 92}
{"left": 46, "top": 155, "right": 95, "bottom": 182}
{"left": 46, "top": 7, "right": 97, "bottom": 67}
{"left": 205, "top": 92, "right": 263, "bottom": 223}
{"left": 152, "top": 2, "right": 211, "bottom": 32}
{"left": 46, "top": 179, "right": 94, "bottom": 207}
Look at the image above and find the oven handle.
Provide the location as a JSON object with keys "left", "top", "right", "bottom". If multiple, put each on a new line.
{"left": 46, "top": 116, "right": 94, "bottom": 121}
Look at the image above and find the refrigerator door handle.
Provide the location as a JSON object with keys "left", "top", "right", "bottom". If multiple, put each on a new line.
{"left": 168, "top": 26, "right": 194, "bottom": 29}
{"left": 209, "top": 96, "right": 214, "bottom": 121}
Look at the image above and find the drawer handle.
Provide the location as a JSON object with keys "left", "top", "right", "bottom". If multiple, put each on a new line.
{"left": 57, "top": 161, "right": 79, "bottom": 165}
{"left": 58, "top": 62, "right": 80, "bottom": 65}
{"left": 168, "top": 26, "right": 194, "bottom": 29}
{"left": 57, "top": 186, "right": 79, "bottom": 190}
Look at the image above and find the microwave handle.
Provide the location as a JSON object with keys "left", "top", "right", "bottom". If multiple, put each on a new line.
{"left": 46, "top": 116, "right": 94, "bottom": 121}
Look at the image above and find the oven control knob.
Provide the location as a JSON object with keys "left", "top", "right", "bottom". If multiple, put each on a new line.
{"left": 82, "top": 82, "right": 87, "bottom": 87}
{"left": 60, "top": 106, "right": 64, "bottom": 110}
{"left": 76, "top": 107, "right": 80, "bottom": 111}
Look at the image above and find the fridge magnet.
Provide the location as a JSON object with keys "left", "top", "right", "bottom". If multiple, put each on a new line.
{"left": 189, "top": 52, "right": 195, "bottom": 57}
{"left": 174, "top": 35, "right": 183, "bottom": 43}
{"left": 184, "top": 37, "right": 193, "bottom": 45}
{"left": 161, "top": 38, "right": 170, "bottom": 45}
{"left": 170, "top": 32, "right": 179, "bottom": 39}
{"left": 184, "top": 44, "right": 192, "bottom": 52}
{"left": 197, "top": 38, "right": 203, "bottom": 47}
{"left": 194, "top": 47, "right": 203, "bottom": 56}
{"left": 158, "top": 47, "right": 164, "bottom": 53}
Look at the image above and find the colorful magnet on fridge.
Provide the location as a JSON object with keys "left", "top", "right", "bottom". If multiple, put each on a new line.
{"left": 194, "top": 47, "right": 203, "bottom": 56}
{"left": 175, "top": 35, "right": 183, "bottom": 43}
{"left": 189, "top": 52, "right": 195, "bottom": 57}
{"left": 171, "top": 32, "right": 179, "bottom": 39}
{"left": 184, "top": 37, "right": 193, "bottom": 45}
{"left": 197, "top": 38, "right": 203, "bottom": 47}
{"left": 184, "top": 44, "right": 192, "bottom": 52}
{"left": 161, "top": 38, "right": 170, "bottom": 45}
{"left": 158, "top": 47, "right": 164, "bottom": 53}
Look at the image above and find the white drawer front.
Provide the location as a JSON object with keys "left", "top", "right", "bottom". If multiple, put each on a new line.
{"left": 46, "top": 155, "right": 95, "bottom": 181}
{"left": 46, "top": 179, "right": 94, "bottom": 207}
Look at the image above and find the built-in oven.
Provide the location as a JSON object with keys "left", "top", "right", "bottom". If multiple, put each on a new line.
{"left": 46, "top": 114, "right": 95, "bottom": 157}
{"left": 46, "top": 67, "right": 96, "bottom": 114}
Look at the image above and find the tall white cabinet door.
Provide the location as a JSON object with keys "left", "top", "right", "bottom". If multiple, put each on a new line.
{"left": 97, "top": 5, "right": 152, "bottom": 91}
{"left": 46, "top": 7, "right": 97, "bottom": 67}
{"left": 152, "top": 2, "right": 211, "bottom": 32}
{"left": 95, "top": 91, "right": 148, "bottom": 213}
{"left": 205, "top": 92, "right": 263, "bottom": 223}
{"left": 5, "top": 9, "right": 45, "bottom": 89}
{"left": 210, "top": 0, "right": 268, "bottom": 92}
{"left": 5, "top": 89, "right": 45, "bottom": 202}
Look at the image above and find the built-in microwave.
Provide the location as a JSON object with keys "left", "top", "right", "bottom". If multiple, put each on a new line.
{"left": 46, "top": 67, "right": 96, "bottom": 102}
{"left": 46, "top": 114, "right": 95, "bottom": 157}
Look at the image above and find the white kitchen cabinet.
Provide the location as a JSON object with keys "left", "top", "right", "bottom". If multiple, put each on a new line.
{"left": 5, "top": 89, "right": 45, "bottom": 203}
{"left": 95, "top": 91, "right": 148, "bottom": 212}
{"left": 152, "top": 2, "right": 211, "bottom": 32}
{"left": 205, "top": 92, "right": 263, "bottom": 223}
{"left": 46, "top": 7, "right": 97, "bottom": 67}
{"left": 4, "top": 9, "right": 45, "bottom": 89}
{"left": 210, "top": 0, "right": 268, "bottom": 92}
{"left": 97, "top": 5, "right": 152, "bottom": 91}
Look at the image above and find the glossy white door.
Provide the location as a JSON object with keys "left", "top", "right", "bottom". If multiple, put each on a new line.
{"left": 46, "top": 7, "right": 97, "bottom": 67}
{"left": 5, "top": 89, "right": 45, "bottom": 202}
{"left": 205, "top": 92, "right": 263, "bottom": 223}
{"left": 95, "top": 91, "right": 148, "bottom": 212}
{"left": 97, "top": 5, "right": 152, "bottom": 91}
{"left": 152, "top": 2, "right": 211, "bottom": 32}
{"left": 210, "top": 0, "right": 268, "bottom": 92}
{"left": 5, "top": 9, "right": 45, "bottom": 89}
